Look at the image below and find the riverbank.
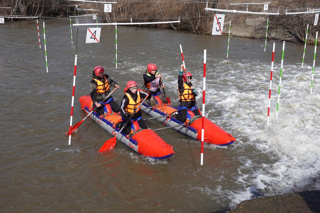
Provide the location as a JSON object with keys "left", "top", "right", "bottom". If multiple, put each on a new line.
{"left": 2, "top": 0, "right": 319, "bottom": 43}
{"left": 229, "top": 190, "right": 320, "bottom": 213}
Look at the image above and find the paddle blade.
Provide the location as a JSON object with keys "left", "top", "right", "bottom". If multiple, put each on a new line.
{"left": 65, "top": 120, "right": 84, "bottom": 136}
{"left": 99, "top": 137, "right": 117, "bottom": 152}
{"left": 166, "top": 97, "right": 172, "bottom": 105}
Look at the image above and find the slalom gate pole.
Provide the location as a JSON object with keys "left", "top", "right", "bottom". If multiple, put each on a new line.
{"left": 264, "top": 18, "right": 269, "bottom": 52}
{"left": 115, "top": 24, "right": 118, "bottom": 68}
{"left": 96, "top": 16, "right": 99, "bottom": 28}
{"left": 311, "top": 31, "right": 318, "bottom": 94}
{"left": 267, "top": 42, "right": 275, "bottom": 125}
{"left": 10, "top": 8, "right": 13, "bottom": 22}
{"left": 69, "top": 18, "right": 73, "bottom": 45}
{"left": 200, "top": 49, "right": 207, "bottom": 166}
{"left": 43, "top": 21, "right": 48, "bottom": 73}
{"left": 36, "top": 19, "right": 41, "bottom": 49}
{"left": 302, "top": 24, "right": 309, "bottom": 67}
{"left": 276, "top": 41, "right": 285, "bottom": 120}
{"left": 179, "top": 44, "right": 186, "bottom": 70}
{"left": 68, "top": 29, "right": 79, "bottom": 146}
{"left": 227, "top": 21, "right": 231, "bottom": 58}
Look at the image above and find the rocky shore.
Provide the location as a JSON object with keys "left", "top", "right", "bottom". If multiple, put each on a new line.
{"left": 228, "top": 190, "right": 320, "bottom": 213}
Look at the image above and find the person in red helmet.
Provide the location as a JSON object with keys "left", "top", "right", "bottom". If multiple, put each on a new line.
{"left": 119, "top": 81, "right": 149, "bottom": 134}
{"left": 90, "top": 66, "right": 120, "bottom": 116}
{"left": 143, "top": 63, "right": 166, "bottom": 106}
{"left": 173, "top": 64, "right": 200, "bottom": 123}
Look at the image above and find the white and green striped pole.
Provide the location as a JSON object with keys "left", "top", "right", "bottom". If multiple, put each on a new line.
{"left": 276, "top": 41, "right": 285, "bottom": 120}
{"left": 227, "top": 21, "right": 231, "bottom": 58}
{"left": 115, "top": 24, "right": 118, "bottom": 68}
{"left": 69, "top": 18, "right": 73, "bottom": 45}
{"left": 264, "top": 18, "right": 269, "bottom": 52}
{"left": 311, "top": 31, "right": 318, "bottom": 94}
{"left": 43, "top": 21, "right": 48, "bottom": 73}
{"left": 96, "top": 16, "right": 99, "bottom": 28}
{"left": 302, "top": 24, "right": 309, "bottom": 67}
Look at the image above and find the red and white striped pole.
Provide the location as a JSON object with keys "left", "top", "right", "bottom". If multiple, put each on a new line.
{"left": 180, "top": 44, "right": 187, "bottom": 71}
{"left": 68, "top": 54, "right": 77, "bottom": 145}
{"left": 68, "top": 29, "right": 78, "bottom": 145}
{"left": 201, "top": 49, "right": 207, "bottom": 165}
{"left": 36, "top": 19, "right": 41, "bottom": 49}
{"left": 267, "top": 42, "right": 275, "bottom": 125}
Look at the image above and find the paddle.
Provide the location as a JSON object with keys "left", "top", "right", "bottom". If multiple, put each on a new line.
{"left": 161, "top": 87, "right": 172, "bottom": 104}
{"left": 145, "top": 114, "right": 170, "bottom": 121}
{"left": 99, "top": 93, "right": 149, "bottom": 153}
{"left": 66, "top": 88, "right": 117, "bottom": 136}
{"left": 153, "top": 123, "right": 185, "bottom": 132}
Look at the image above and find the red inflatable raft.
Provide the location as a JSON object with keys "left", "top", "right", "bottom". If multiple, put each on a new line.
{"left": 79, "top": 95, "right": 175, "bottom": 159}
{"left": 141, "top": 95, "right": 236, "bottom": 146}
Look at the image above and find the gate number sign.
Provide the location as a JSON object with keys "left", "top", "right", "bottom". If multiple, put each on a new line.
{"left": 212, "top": 14, "right": 225, "bottom": 35}
{"left": 104, "top": 4, "right": 112, "bottom": 13}
{"left": 314, "top": 13, "right": 319, "bottom": 26}
{"left": 86, "top": 27, "right": 101, "bottom": 43}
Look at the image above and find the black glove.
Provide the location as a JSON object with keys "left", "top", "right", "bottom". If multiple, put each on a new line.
{"left": 125, "top": 114, "right": 132, "bottom": 121}
{"left": 193, "top": 91, "right": 198, "bottom": 97}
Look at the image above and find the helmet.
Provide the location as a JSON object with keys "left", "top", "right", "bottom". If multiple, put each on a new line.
{"left": 94, "top": 66, "right": 104, "bottom": 77}
{"left": 124, "top": 80, "right": 138, "bottom": 92}
{"left": 147, "top": 63, "right": 157, "bottom": 74}
{"left": 182, "top": 72, "right": 192, "bottom": 82}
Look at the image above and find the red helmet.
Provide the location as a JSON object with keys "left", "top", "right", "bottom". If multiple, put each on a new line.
{"left": 94, "top": 66, "right": 104, "bottom": 77}
{"left": 124, "top": 80, "right": 138, "bottom": 92}
{"left": 182, "top": 72, "right": 192, "bottom": 82}
{"left": 147, "top": 63, "right": 157, "bottom": 74}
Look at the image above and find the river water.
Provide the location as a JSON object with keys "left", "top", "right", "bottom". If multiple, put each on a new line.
{"left": 0, "top": 18, "right": 319, "bottom": 212}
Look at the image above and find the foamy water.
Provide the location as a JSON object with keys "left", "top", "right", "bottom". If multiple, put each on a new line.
{"left": 130, "top": 43, "right": 320, "bottom": 208}
{"left": 206, "top": 58, "right": 320, "bottom": 207}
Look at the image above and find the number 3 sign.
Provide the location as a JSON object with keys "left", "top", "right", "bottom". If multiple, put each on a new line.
{"left": 104, "top": 4, "right": 112, "bottom": 13}
{"left": 86, "top": 28, "right": 101, "bottom": 43}
{"left": 212, "top": 14, "right": 225, "bottom": 35}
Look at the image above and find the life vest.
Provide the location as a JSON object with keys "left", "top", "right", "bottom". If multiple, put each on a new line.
{"left": 125, "top": 91, "right": 141, "bottom": 115}
{"left": 93, "top": 76, "right": 110, "bottom": 94}
{"left": 179, "top": 82, "right": 195, "bottom": 102}
{"left": 145, "top": 71, "right": 160, "bottom": 92}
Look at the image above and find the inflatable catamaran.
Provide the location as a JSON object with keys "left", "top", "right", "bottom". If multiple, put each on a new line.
{"left": 79, "top": 95, "right": 175, "bottom": 159}
{"left": 141, "top": 96, "right": 236, "bottom": 146}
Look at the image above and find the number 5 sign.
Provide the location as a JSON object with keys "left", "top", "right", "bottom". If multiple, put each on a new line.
{"left": 212, "top": 14, "right": 225, "bottom": 35}
{"left": 86, "top": 27, "right": 101, "bottom": 43}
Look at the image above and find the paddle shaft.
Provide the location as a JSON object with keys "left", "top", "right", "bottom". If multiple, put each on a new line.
{"left": 84, "top": 87, "right": 117, "bottom": 114}
{"left": 68, "top": 88, "right": 117, "bottom": 134}
{"left": 110, "top": 94, "right": 149, "bottom": 139}
{"left": 99, "top": 94, "right": 149, "bottom": 152}
{"left": 145, "top": 114, "right": 169, "bottom": 121}
{"left": 153, "top": 123, "right": 185, "bottom": 132}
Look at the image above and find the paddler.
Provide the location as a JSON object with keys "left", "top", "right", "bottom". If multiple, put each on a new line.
{"left": 143, "top": 63, "right": 166, "bottom": 106}
{"left": 119, "top": 80, "right": 149, "bottom": 134}
{"left": 173, "top": 64, "right": 200, "bottom": 123}
{"left": 90, "top": 66, "right": 120, "bottom": 116}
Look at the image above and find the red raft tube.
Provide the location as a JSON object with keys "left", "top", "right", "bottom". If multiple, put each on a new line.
{"left": 79, "top": 95, "right": 175, "bottom": 159}
{"left": 141, "top": 96, "right": 236, "bottom": 146}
